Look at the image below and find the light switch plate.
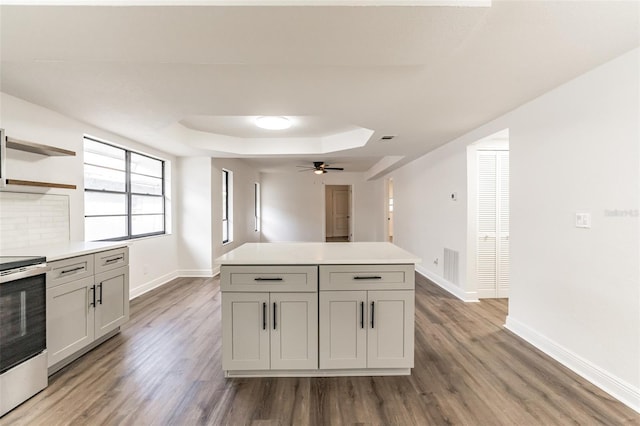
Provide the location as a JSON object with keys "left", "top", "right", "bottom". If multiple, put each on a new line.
{"left": 575, "top": 212, "right": 591, "bottom": 228}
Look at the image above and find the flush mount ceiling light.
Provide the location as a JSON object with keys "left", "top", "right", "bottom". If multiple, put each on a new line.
{"left": 255, "top": 116, "right": 291, "bottom": 130}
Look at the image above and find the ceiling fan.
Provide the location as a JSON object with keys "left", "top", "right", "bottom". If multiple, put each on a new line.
{"left": 297, "top": 161, "right": 344, "bottom": 175}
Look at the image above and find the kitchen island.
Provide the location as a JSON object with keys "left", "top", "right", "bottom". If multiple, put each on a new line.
{"left": 216, "top": 242, "right": 420, "bottom": 377}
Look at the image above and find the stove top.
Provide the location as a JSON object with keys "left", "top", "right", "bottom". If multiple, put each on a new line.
{"left": 0, "top": 256, "right": 47, "bottom": 272}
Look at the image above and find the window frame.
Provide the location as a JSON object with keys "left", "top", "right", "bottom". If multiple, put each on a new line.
{"left": 254, "top": 182, "right": 261, "bottom": 232}
{"left": 222, "top": 169, "right": 231, "bottom": 244}
{"left": 84, "top": 137, "right": 166, "bottom": 241}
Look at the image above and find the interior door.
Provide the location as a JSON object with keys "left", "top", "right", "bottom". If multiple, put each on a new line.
{"left": 332, "top": 188, "right": 350, "bottom": 237}
{"left": 477, "top": 150, "right": 509, "bottom": 298}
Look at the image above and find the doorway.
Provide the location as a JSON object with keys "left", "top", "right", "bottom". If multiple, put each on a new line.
{"left": 477, "top": 149, "right": 509, "bottom": 298}
{"left": 467, "top": 129, "right": 510, "bottom": 299}
{"left": 386, "top": 178, "right": 394, "bottom": 243}
{"left": 325, "top": 185, "right": 351, "bottom": 242}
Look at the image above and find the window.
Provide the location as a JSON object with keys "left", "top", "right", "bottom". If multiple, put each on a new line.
{"left": 253, "top": 182, "right": 260, "bottom": 232}
{"left": 222, "top": 169, "right": 233, "bottom": 244}
{"left": 84, "top": 137, "right": 165, "bottom": 241}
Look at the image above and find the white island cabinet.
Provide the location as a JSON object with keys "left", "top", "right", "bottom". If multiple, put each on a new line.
{"left": 216, "top": 242, "right": 420, "bottom": 378}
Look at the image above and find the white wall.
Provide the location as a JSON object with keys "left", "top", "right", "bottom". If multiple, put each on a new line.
{"left": 211, "top": 158, "right": 261, "bottom": 270}
{"left": 177, "top": 157, "right": 212, "bottom": 276}
{"left": 0, "top": 92, "right": 180, "bottom": 298}
{"left": 260, "top": 171, "right": 385, "bottom": 242}
{"left": 392, "top": 142, "right": 470, "bottom": 298}
{"left": 506, "top": 48, "right": 639, "bottom": 409}
{"left": 387, "top": 48, "right": 640, "bottom": 410}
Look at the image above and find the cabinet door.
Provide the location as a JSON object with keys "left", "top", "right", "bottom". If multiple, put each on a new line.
{"left": 271, "top": 293, "right": 318, "bottom": 370}
{"left": 47, "top": 277, "right": 95, "bottom": 367}
{"left": 367, "top": 290, "right": 414, "bottom": 369}
{"left": 222, "top": 292, "right": 270, "bottom": 370}
{"left": 94, "top": 266, "right": 129, "bottom": 340}
{"left": 319, "top": 290, "right": 366, "bottom": 369}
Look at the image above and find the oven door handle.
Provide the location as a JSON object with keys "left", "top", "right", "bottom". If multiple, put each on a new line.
{"left": 0, "top": 265, "right": 51, "bottom": 284}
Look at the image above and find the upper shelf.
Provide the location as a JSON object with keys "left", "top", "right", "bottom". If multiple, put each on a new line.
{"left": 6, "top": 137, "right": 76, "bottom": 157}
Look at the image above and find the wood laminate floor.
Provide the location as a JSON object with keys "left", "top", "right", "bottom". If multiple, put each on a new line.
{"left": 2, "top": 275, "right": 638, "bottom": 425}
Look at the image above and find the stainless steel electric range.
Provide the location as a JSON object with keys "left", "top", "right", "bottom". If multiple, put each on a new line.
{"left": 0, "top": 255, "right": 49, "bottom": 416}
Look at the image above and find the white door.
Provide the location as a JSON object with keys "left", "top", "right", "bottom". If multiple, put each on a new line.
{"left": 94, "top": 266, "right": 129, "bottom": 339}
{"left": 367, "top": 290, "right": 414, "bottom": 369}
{"left": 222, "top": 292, "right": 270, "bottom": 371}
{"left": 333, "top": 188, "right": 350, "bottom": 237}
{"left": 477, "top": 150, "right": 510, "bottom": 298}
{"left": 47, "top": 276, "right": 95, "bottom": 367}
{"left": 319, "top": 290, "right": 367, "bottom": 369}
{"left": 270, "top": 292, "right": 318, "bottom": 370}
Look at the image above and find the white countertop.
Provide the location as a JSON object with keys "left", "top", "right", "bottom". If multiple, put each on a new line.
{"left": 215, "top": 242, "right": 421, "bottom": 265}
{"left": 0, "top": 241, "right": 128, "bottom": 262}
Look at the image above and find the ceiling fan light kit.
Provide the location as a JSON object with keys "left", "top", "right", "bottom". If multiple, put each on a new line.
{"left": 297, "top": 161, "right": 345, "bottom": 173}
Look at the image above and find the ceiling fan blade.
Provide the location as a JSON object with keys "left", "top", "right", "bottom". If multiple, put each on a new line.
{"left": 323, "top": 167, "right": 344, "bottom": 171}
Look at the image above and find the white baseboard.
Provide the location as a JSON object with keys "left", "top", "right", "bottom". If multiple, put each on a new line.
{"left": 505, "top": 315, "right": 640, "bottom": 413}
{"left": 415, "top": 265, "right": 479, "bottom": 302}
{"left": 130, "top": 268, "right": 218, "bottom": 300}
{"left": 211, "top": 265, "right": 220, "bottom": 277}
{"left": 130, "top": 270, "right": 179, "bottom": 300}
{"left": 176, "top": 269, "right": 214, "bottom": 277}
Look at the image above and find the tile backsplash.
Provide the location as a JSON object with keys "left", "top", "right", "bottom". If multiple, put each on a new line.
{"left": 0, "top": 191, "right": 70, "bottom": 250}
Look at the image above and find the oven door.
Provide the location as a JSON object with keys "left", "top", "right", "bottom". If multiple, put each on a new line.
{"left": 0, "top": 272, "right": 46, "bottom": 374}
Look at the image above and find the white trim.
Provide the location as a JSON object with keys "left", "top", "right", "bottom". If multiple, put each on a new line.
{"left": 505, "top": 315, "right": 640, "bottom": 413}
{"left": 0, "top": 1, "right": 491, "bottom": 6}
{"left": 177, "top": 268, "right": 215, "bottom": 277}
{"left": 211, "top": 265, "right": 221, "bottom": 277}
{"left": 415, "top": 265, "right": 479, "bottom": 302}
{"left": 130, "top": 268, "right": 219, "bottom": 299}
{"left": 130, "top": 270, "right": 179, "bottom": 299}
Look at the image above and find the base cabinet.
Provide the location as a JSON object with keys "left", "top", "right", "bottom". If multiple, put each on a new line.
{"left": 220, "top": 262, "right": 414, "bottom": 377}
{"left": 222, "top": 292, "right": 318, "bottom": 371}
{"left": 319, "top": 290, "right": 414, "bottom": 369}
{"left": 47, "top": 276, "right": 95, "bottom": 365}
{"left": 94, "top": 267, "right": 129, "bottom": 340}
{"left": 47, "top": 248, "right": 129, "bottom": 370}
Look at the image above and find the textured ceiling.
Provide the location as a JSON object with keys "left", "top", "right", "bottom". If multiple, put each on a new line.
{"left": 0, "top": 1, "right": 638, "bottom": 174}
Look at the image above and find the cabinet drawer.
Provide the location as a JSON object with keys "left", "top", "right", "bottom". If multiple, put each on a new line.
{"left": 221, "top": 265, "right": 318, "bottom": 292}
{"left": 94, "top": 247, "right": 129, "bottom": 274}
{"left": 48, "top": 255, "right": 94, "bottom": 288}
{"left": 319, "top": 264, "right": 414, "bottom": 291}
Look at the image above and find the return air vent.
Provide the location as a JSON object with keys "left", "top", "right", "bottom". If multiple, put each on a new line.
{"left": 444, "top": 248, "right": 459, "bottom": 285}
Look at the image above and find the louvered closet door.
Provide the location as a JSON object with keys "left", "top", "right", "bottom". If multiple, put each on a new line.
{"left": 477, "top": 150, "right": 509, "bottom": 298}
{"left": 497, "top": 152, "right": 510, "bottom": 298}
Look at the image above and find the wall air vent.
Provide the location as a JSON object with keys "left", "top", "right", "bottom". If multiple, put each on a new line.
{"left": 444, "top": 248, "right": 460, "bottom": 285}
